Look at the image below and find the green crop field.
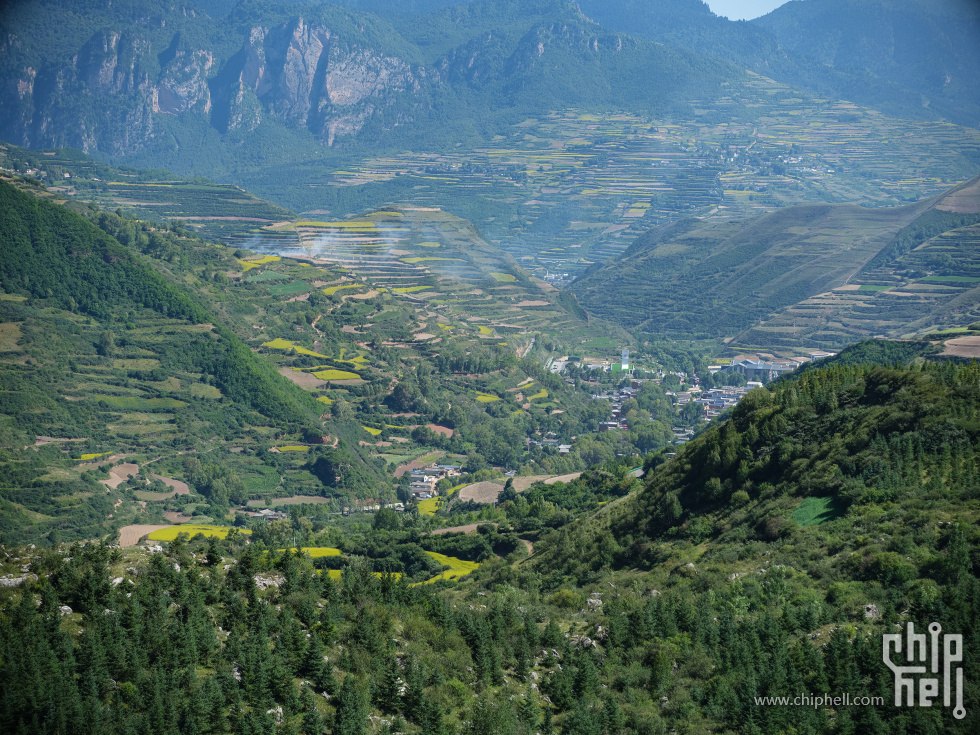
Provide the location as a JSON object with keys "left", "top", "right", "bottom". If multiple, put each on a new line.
{"left": 268, "top": 281, "right": 311, "bottom": 295}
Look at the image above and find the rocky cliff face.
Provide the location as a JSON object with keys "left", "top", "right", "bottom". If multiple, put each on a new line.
{"left": 0, "top": 11, "right": 427, "bottom": 156}
{"left": 211, "top": 18, "right": 421, "bottom": 145}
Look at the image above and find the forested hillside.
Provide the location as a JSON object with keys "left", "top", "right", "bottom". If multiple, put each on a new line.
{"left": 1, "top": 352, "right": 977, "bottom": 734}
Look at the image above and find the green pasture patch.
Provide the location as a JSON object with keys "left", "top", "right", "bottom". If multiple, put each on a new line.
{"left": 276, "top": 445, "right": 309, "bottom": 452}
{"left": 189, "top": 383, "right": 222, "bottom": 399}
{"left": 0, "top": 322, "right": 23, "bottom": 351}
{"left": 857, "top": 285, "right": 892, "bottom": 291}
{"left": 792, "top": 496, "right": 844, "bottom": 527}
{"left": 134, "top": 489, "right": 175, "bottom": 501}
{"left": 490, "top": 273, "right": 517, "bottom": 282}
{"left": 269, "top": 281, "right": 311, "bottom": 296}
{"left": 147, "top": 525, "right": 251, "bottom": 541}
{"left": 111, "top": 425, "right": 175, "bottom": 438}
{"left": 242, "top": 466, "right": 280, "bottom": 494}
{"left": 392, "top": 286, "right": 431, "bottom": 294}
{"left": 112, "top": 357, "right": 160, "bottom": 370}
{"left": 417, "top": 242, "right": 441, "bottom": 248}
{"left": 244, "top": 270, "right": 287, "bottom": 282}
{"left": 97, "top": 396, "right": 187, "bottom": 410}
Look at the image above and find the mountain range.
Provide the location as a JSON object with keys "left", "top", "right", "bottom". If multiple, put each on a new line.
{"left": 1, "top": 0, "right": 977, "bottom": 183}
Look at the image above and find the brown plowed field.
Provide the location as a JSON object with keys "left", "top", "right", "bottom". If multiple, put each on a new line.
{"left": 151, "top": 474, "right": 190, "bottom": 495}
{"left": 103, "top": 463, "right": 140, "bottom": 489}
{"left": 119, "top": 524, "right": 170, "bottom": 547}
{"left": 458, "top": 481, "right": 504, "bottom": 503}
{"left": 943, "top": 336, "right": 980, "bottom": 358}
{"left": 278, "top": 367, "right": 327, "bottom": 389}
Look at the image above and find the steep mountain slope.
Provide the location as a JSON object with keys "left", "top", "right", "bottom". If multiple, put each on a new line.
{"left": 569, "top": 176, "right": 980, "bottom": 346}
{"left": 754, "top": 0, "right": 980, "bottom": 127}
{"left": 577, "top": 0, "right": 980, "bottom": 127}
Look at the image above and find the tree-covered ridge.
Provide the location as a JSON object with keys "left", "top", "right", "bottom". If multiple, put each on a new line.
{"left": 0, "top": 181, "right": 208, "bottom": 322}
{"left": 529, "top": 359, "right": 980, "bottom": 588}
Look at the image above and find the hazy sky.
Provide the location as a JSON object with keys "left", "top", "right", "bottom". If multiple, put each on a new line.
{"left": 704, "top": 0, "right": 792, "bottom": 21}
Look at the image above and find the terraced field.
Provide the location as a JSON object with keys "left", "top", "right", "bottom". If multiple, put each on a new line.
{"left": 736, "top": 212, "right": 980, "bottom": 348}
{"left": 245, "top": 206, "right": 609, "bottom": 350}
{"left": 0, "top": 144, "right": 297, "bottom": 246}
{"left": 236, "top": 76, "right": 980, "bottom": 284}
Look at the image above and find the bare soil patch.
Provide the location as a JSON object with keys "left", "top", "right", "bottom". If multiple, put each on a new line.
{"left": 33, "top": 436, "right": 87, "bottom": 447}
{"left": 119, "top": 524, "right": 170, "bottom": 547}
{"left": 103, "top": 463, "right": 140, "bottom": 490}
{"left": 516, "top": 300, "right": 550, "bottom": 307}
{"left": 458, "top": 481, "right": 505, "bottom": 504}
{"left": 432, "top": 522, "right": 495, "bottom": 535}
{"left": 427, "top": 424, "right": 454, "bottom": 438}
{"left": 545, "top": 472, "right": 582, "bottom": 485}
{"left": 510, "top": 475, "right": 552, "bottom": 492}
{"left": 163, "top": 512, "right": 194, "bottom": 523}
{"left": 151, "top": 474, "right": 190, "bottom": 495}
{"left": 943, "top": 336, "right": 980, "bottom": 358}
{"left": 937, "top": 177, "right": 980, "bottom": 214}
{"left": 278, "top": 367, "right": 327, "bottom": 389}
